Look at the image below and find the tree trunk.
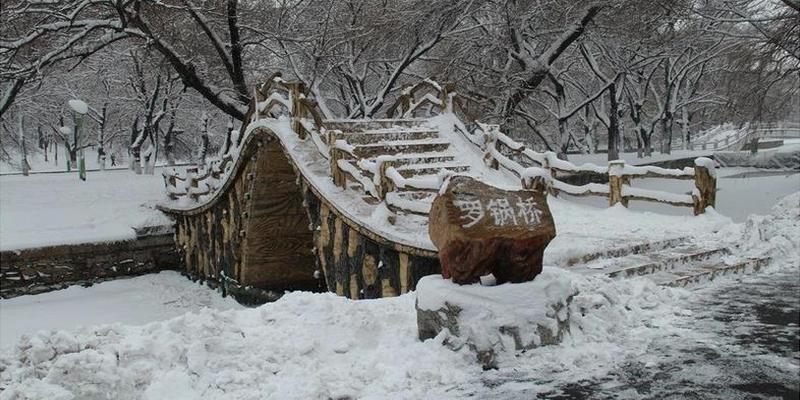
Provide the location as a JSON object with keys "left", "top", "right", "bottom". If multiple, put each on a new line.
{"left": 68, "top": 148, "right": 77, "bottom": 171}
{"left": 39, "top": 127, "right": 49, "bottom": 162}
{"left": 680, "top": 107, "right": 690, "bottom": 150}
{"left": 164, "top": 128, "right": 176, "bottom": 166}
{"left": 607, "top": 85, "right": 620, "bottom": 161}
{"left": 557, "top": 118, "right": 569, "bottom": 160}
{"left": 661, "top": 113, "right": 673, "bottom": 155}
{"left": 98, "top": 147, "right": 106, "bottom": 171}
{"left": 632, "top": 109, "right": 643, "bottom": 158}
{"left": 18, "top": 115, "right": 30, "bottom": 176}
{"left": 584, "top": 124, "right": 595, "bottom": 154}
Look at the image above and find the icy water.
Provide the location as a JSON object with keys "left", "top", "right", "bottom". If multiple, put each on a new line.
{"left": 493, "top": 266, "right": 800, "bottom": 399}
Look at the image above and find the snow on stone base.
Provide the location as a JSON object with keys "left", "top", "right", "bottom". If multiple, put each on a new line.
{"left": 415, "top": 267, "right": 578, "bottom": 367}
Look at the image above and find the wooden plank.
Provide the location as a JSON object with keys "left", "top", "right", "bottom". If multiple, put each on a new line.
{"left": 399, "top": 252, "right": 410, "bottom": 294}
{"left": 332, "top": 217, "right": 345, "bottom": 296}
{"left": 318, "top": 203, "right": 332, "bottom": 290}
{"left": 623, "top": 195, "right": 694, "bottom": 208}
{"left": 347, "top": 229, "right": 364, "bottom": 299}
{"left": 361, "top": 240, "right": 381, "bottom": 299}
{"left": 378, "top": 247, "right": 400, "bottom": 297}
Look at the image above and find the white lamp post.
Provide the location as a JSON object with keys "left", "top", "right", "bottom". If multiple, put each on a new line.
{"left": 68, "top": 99, "right": 89, "bottom": 180}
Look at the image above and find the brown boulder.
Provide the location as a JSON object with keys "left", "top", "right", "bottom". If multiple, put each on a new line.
{"left": 428, "top": 176, "right": 556, "bottom": 284}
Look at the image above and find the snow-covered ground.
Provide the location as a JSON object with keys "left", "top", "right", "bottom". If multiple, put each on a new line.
{"left": 0, "top": 169, "right": 170, "bottom": 251}
{"left": 1, "top": 151, "right": 122, "bottom": 175}
{"left": 0, "top": 271, "right": 242, "bottom": 349}
{"left": 0, "top": 194, "right": 796, "bottom": 399}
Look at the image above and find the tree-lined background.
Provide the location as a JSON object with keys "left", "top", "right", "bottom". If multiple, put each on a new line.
{"left": 1, "top": 0, "right": 798, "bottom": 170}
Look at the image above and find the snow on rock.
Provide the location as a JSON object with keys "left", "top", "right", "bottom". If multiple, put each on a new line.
{"left": 416, "top": 268, "right": 578, "bottom": 368}
{"left": 67, "top": 99, "right": 88, "bottom": 115}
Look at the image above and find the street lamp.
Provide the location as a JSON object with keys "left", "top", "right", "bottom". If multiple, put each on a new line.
{"left": 68, "top": 99, "right": 89, "bottom": 181}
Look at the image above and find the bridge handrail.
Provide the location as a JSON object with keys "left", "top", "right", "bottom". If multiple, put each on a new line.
{"left": 476, "top": 124, "right": 713, "bottom": 214}
{"left": 683, "top": 121, "right": 800, "bottom": 151}
{"left": 161, "top": 76, "right": 718, "bottom": 216}
{"left": 163, "top": 74, "right": 330, "bottom": 205}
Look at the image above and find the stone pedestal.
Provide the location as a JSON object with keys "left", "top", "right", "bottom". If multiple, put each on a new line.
{"left": 416, "top": 268, "right": 577, "bottom": 369}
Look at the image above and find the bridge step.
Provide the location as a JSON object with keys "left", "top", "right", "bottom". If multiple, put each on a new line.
{"left": 604, "top": 247, "right": 730, "bottom": 279}
{"left": 367, "top": 152, "right": 457, "bottom": 166}
{"left": 324, "top": 119, "right": 429, "bottom": 132}
{"left": 339, "top": 128, "right": 439, "bottom": 144}
{"left": 569, "top": 242, "right": 771, "bottom": 288}
{"left": 352, "top": 139, "right": 451, "bottom": 158}
{"left": 562, "top": 237, "right": 688, "bottom": 266}
{"left": 654, "top": 257, "right": 770, "bottom": 287}
{"left": 395, "top": 162, "right": 470, "bottom": 178}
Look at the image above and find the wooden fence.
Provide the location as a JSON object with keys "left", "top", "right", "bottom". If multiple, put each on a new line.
{"left": 481, "top": 125, "right": 716, "bottom": 215}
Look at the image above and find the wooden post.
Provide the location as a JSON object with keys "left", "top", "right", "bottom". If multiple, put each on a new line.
{"left": 693, "top": 160, "right": 716, "bottom": 215}
{"left": 289, "top": 82, "right": 307, "bottom": 139}
{"left": 542, "top": 155, "right": 559, "bottom": 197}
{"left": 608, "top": 160, "right": 627, "bottom": 207}
{"left": 441, "top": 83, "right": 456, "bottom": 113}
{"left": 482, "top": 126, "right": 499, "bottom": 170}
{"left": 522, "top": 175, "right": 547, "bottom": 192}
{"left": 185, "top": 166, "right": 199, "bottom": 201}
{"left": 329, "top": 130, "right": 347, "bottom": 188}
{"left": 377, "top": 160, "right": 397, "bottom": 200}
{"left": 400, "top": 86, "right": 411, "bottom": 117}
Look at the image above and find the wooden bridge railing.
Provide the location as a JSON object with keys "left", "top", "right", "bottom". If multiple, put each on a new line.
{"left": 480, "top": 124, "right": 717, "bottom": 215}
{"left": 163, "top": 75, "right": 717, "bottom": 217}
{"left": 162, "top": 73, "right": 327, "bottom": 205}
{"left": 680, "top": 122, "right": 800, "bottom": 152}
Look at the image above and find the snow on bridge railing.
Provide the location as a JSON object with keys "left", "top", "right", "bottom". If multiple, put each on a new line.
{"left": 681, "top": 121, "right": 800, "bottom": 152}
{"left": 479, "top": 124, "right": 716, "bottom": 215}
{"left": 162, "top": 73, "right": 330, "bottom": 207}
{"left": 162, "top": 153, "right": 236, "bottom": 203}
